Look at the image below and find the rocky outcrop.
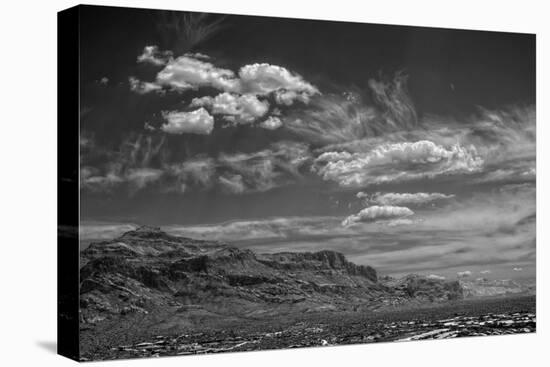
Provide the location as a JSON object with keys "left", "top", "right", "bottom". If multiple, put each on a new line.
{"left": 257, "top": 250, "right": 377, "bottom": 282}
{"left": 381, "top": 274, "right": 463, "bottom": 302}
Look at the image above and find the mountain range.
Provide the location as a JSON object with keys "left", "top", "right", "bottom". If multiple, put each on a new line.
{"left": 79, "top": 226, "right": 466, "bottom": 325}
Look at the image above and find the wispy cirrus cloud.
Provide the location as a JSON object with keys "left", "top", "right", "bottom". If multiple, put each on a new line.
{"left": 358, "top": 192, "right": 455, "bottom": 206}
{"left": 218, "top": 174, "right": 246, "bottom": 194}
{"left": 82, "top": 168, "right": 163, "bottom": 193}
{"left": 81, "top": 136, "right": 311, "bottom": 195}
{"left": 307, "top": 104, "right": 535, "bottom": 188}
{"left": 368, "top": 71, "right": 417, "bottom": 129}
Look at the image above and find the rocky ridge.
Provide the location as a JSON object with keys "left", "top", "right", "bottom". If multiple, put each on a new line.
{"left": 79, "top": 226, "right": 464, "bottom": 327}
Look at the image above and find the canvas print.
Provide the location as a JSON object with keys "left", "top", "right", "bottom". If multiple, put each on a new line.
{"left": 58, "top": 4, "right": 536, "bottom": 362}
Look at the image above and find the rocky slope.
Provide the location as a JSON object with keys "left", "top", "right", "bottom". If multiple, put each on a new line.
{"left": 79, "top": 226, "right": 463, "bottom": 330}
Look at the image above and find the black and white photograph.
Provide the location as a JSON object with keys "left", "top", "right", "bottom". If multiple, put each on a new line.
{"left": 59, "top": 4, "right": 540, "bottom": 361}
{"left": 4, "top": 0, "right": 550, "bottom": 365}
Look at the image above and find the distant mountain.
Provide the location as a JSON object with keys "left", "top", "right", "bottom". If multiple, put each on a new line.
{"left": 460, "top": 278, "right": 536, "bottom": 298}
{"left": 79, "top": 226, "right": 464, "bottom": 328}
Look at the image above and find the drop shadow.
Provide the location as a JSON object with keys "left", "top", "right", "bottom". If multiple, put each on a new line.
{"left": 36, "top": 340, "right": 57, "bottom": 354}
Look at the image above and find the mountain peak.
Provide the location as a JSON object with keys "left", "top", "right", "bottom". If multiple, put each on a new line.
{"left": 119, "top": 225, "right": 170, "bottom": 240}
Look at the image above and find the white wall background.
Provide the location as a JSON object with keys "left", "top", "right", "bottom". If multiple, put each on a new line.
{"left": 0, "top": 0, "right": 547, "bottom": 366}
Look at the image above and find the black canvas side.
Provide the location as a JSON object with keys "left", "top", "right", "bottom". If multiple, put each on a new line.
{"left": 57, "top": 5, "right": 80, "bottom": 362}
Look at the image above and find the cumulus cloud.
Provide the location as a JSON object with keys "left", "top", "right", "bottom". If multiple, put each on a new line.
{"left": 132, "top": 49, "right": 319, "bottom": 106}
{"left": 156, "top": 55, "right": 240, "bottom": 92}
{"left": 361, "top": 192, "right": 455, "bottom": 206}
{"left": 130, "top": 51, "right": 320, "bottom": 134}
{"left": 160, "top": 108, "right": 214, "bottom": 135}
{"left": 342, "top": 205, "right": 414, "bottom": 226}
{"left": 274, "top": 90, "right": 312, "bottom": 105}
{"left": 259, "top": 116, "right": 283, "bottom": 130}
{"left": 191, "top": 92, "right": 269, "bottom": 124}
{"left": 291, "top": 100, "right": 534, "bottom": 190}
{"left": 137, "top": 45, "right": 172, "bottom": 65}
{"left": 513, "top": 267, "right": 523, "bottom": 272}
{"left": 136, "top": 51, "right": 319, "bottom": 104}
{"left": 238, "top": 63, "right": 319, "bottom": 103}
{"left": 129, "top": 76, "right": 163, "bottom": 94}
{"left": 427, "top": 274, "right": 446, "bottom": 280}
{"left": 457, "top": 270, "right": 472, "bottom": 278}
{"left": 315, "top": 140, "right": 483, "bottom": 187}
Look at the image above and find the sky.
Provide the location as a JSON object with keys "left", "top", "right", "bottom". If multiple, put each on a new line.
{"left": 79, "top": 5, "right": 536, "bottom": 280}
